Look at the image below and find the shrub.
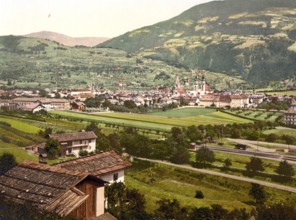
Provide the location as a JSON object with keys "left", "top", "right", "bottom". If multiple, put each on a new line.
{"left": 195, "top": 190, "right": 204, "bottom": 199}
{"left": 79, "top": 150, "right": 88, "bottom": 157}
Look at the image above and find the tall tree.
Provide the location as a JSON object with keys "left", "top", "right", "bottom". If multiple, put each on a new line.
{"left": 196, "top": 146, "right": 215, "bottom": 166}
{"left": 170, "top": 145, "right": 190, "bottom": 164}
{"left": 246, "top": 157, "right": 264, "bottom": 172}
{"left": 105, "top": 182, "right": 149, "bottom": 220}
{"left": 257, "top": 203, "right": 296, "bottom": 220}
{"left": 249, "top": 183, "right": 266, "bottom": 204}
{"left": 85, "top": 122, "right": 101, "bottom": 136}
{"left": 189, "top": 207, "right": 214, "bottom": 220}
{"left": 223, "top": 158, "right": 232, "bottom": 169}
{"left": 275, "top": 160, "right": 295, "bottom": 177}
{"left": 0, "top": 153, "right": 17, "bottom": 175}
{"left": 45, "top": 138, "right": 62, "bottom": 159}
{"left": 154, "top": 199, "right": 187, "bottom": 220}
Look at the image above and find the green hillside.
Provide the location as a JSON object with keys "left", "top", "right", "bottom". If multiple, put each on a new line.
{"left": 0, "top": 35, "right": 246, "bottom": 90}
{"left": 99, "top": 0, "right": 296, "bottom": 86}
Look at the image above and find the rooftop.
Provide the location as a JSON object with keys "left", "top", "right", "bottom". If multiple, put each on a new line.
{"left": 0, "top": 161, "right": 96, "bottom": 216}
{"left": 53, "top": 150, "right": 132, "bottom": 176}
{"left": 50, "top": 131, "right": 97, "bottom": 142}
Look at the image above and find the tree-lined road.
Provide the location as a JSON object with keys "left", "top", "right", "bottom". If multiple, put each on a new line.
{"left": 203, "top": 145, "right": 296, "bottom": 165}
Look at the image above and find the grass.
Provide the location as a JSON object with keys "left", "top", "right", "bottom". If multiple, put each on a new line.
{"left": 224, "top": 109, "right": 282, "bottom": 122}
{"left": 149, "top": 108, "right": 216, "bottom": 118}
{"left": 50, "top": 108, "right": 251, "bottom": 132}
{"left": 0, "top": 115, "right": 41, "bottom": 133}
{"left": 263, "top": 127, "right": 296, "bottom": 137}
{"left": 0, "top": 140, "right": 37, "bottom": 163}
{"left": 126, "top": 160, "right": 296, "bottom": 213}
{"left": 211, "top": 151, "right": 295, "bottom": 176}
{"left": 188, "top": 150, "right": 296, "bottom": 187}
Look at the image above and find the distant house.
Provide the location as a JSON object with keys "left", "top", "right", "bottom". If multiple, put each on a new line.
{"left": 0, "top": 160, "right": 116, "bottom": 220}
{"left": 230, "top": 95, "right": 249, "bottom": 108}
{"left": 49, "top": 131, "right": 97, "bottom": 157}
{"left": 0, "top": 99, "right": 18, "bottom": 111}
{"left": 53, "top": 150, "right": 132, "bottom": 184}
{"left": 290, "top": 100, "right": 296, "bottom": 111}
{"left": 12, "top": 97, "right": 71, "bottom": 110}
{"left": 71, "top": 101, "right": 86, "bottom": 111}
{"left": 284, "top": 109, "right": 296, "bottom": 126}
{"left": 19, "top": 103, "right": 47, "bottom": 113}
{"left": 199, "top": 94, "right": 249, "bottom": 108}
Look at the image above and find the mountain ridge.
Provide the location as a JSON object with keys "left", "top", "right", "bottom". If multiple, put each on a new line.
{"left": 25, "top": 31, "right": 109, "bottom": 47}
{"left": 99, "top": 0, "right": 296, "bottom": 85}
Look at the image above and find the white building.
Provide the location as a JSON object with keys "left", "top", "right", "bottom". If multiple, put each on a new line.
{"left": 50, "top": 131, "right": 97, "bottom": 157}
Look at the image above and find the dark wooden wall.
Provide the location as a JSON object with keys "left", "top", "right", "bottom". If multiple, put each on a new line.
{"left": 69, "top": 180, "right": 102, "bottom": 220}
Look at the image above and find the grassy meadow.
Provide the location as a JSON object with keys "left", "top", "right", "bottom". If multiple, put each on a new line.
{"left": 51, "top": 108, "right": 251, "bottom": 132}
{"left": 0, "top": 115, "right": 41, "bottom": 133}
{"left": 263, "top": 127, "right": 296, "bottom": 137}
{"left": 126, "top": 160, "right": 296, "bottom": 213}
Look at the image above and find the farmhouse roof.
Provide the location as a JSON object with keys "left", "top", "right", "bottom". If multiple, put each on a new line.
{"left": 199, "top": 94, "right": 220, "bottom": 102}
{"left": 230, "top": 94, "right": 249, "bottom": 99}
{"left": 284, "top": 109, "right": 296, "bottom": 114}
{"left": 0, "top": 161, "right": 105, "bottom": 216}
{"left": 49, "top": 131, "right": 97, "bottom": 142}
{"left": 13, "top": 97, "right": 69, "bottom": 103}
{"left": 53, "top": 150, "right": 132, "bottom": 176}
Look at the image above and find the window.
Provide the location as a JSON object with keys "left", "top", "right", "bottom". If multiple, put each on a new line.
{"left": 113, "top": 173, "right": 118, "bottom": 181}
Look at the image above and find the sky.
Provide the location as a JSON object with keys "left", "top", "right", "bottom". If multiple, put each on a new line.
{"left": 0, "top": 0, "right": 213, "bottom": 38}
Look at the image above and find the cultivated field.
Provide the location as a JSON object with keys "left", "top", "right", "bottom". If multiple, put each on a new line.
{"left": 223, "top": 109, "right": 282, "bottom": 122}
{"left": 51, "top": 108, "right": 251, "bottom": 131}
{"left": 0, "top": 115, "right": 41, "bottom": 133}
{"left": 126, "top": 160, "right": 296, "bottom": 213}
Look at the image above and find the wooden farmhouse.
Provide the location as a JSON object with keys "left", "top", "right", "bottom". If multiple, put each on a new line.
{"left": 49, "top": 131, "right": 97, "bottom": 157}
{"left": 53, "top": 150, "right": 132, "bottom": 184}
{"left": 0, "top": 161, "right": 117, "bottom": 220}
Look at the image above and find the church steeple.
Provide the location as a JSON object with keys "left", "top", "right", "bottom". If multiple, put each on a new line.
{"left": 175, "top": 75, "right": 181, "bottom": 88}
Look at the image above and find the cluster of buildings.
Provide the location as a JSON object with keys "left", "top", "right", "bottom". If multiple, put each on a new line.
{"left": 1, "top": 78, "right": 296, "bottom": 127}
{"left": 0, "top": 77, "right": 267, "bottom": 112}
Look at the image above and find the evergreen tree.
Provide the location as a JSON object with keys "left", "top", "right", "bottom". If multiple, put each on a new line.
{"left": 196, "top": 146, "right": 215, "bottom": 166}
{"left": 249, "top": 183, "right": 266, "bottom": 204}
{"left": 246, "top": 157, "right": 264, "bottom": 172}
{"left": 45, "top": 138, "right": 62, "bottom": 159}
{"left": 275, "top": 160, "right": 295, "bottom": 177}
{"left": 0, "top": 153, "right": 17, "bottom": 175}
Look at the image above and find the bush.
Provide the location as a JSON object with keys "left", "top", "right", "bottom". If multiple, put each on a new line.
{"left": 79, "top": 150, "right": 88, "bottom": 157}
{"left": 195, "top": 190, "right": 204, "bottom": 199}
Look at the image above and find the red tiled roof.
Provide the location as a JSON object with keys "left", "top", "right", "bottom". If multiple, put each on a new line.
{"left": 53, "top": 150, "right": 132, "bottom": 176}
{"left": 199, "top": 95, "right": 220, "bottom": 102}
